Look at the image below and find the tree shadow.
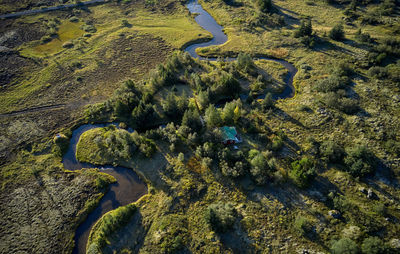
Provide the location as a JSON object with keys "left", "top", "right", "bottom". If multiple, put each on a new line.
{"left": 219, "top": 225, "right": 255, "bottom": 254}
{"left": 364, "top": 160, "right": 400, "bottom": 203}
{"left": 273, "top": 107, "right": 308, "bottom": 129}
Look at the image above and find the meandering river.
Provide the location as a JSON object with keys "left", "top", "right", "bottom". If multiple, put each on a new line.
{"left": 66, "top": 1, "right": 298, "bottom": 253}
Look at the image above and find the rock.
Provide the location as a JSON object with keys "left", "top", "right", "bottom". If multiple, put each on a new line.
{"left": 328, "top": 210, "right": 341, "bottom": 219}
{"left": 342, "top": 225, "right": 361, "bottom": 240}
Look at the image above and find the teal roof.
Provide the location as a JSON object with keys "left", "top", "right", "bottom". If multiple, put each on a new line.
{"left": 221, "top": 126, "right": 237, "bottom": 141}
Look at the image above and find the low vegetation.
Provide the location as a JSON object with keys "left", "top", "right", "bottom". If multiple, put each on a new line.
{"left": 1, "top": 0, "right": 400, "bottom": 253}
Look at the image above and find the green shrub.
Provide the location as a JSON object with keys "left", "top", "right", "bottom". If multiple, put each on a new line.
{"left": 361, "top": 237, "right": 385, "bottom": 254}
{"left": 41, "top": 35, "right": 52, "bottom": 44}
{"left": 319, "top": 140, "right": 345, "bottom": 163}
{"left": 329, "top": 23, "right": 345, "bottom": 41}
{"left": 81, "top": 24, "right": 97, "bottom": 33}
{"left": 372, "top": 203, "right": 387, "bottom": 217}
{"left": 249, "top": 151, "right": 272, "bottom": 185}
{"left": 355, "top": 29, "right": 374, "bottom": 44}
{"left": 261, "top": 93, "right": 275, "bottom": 109}
{"left": 331, "top": 238, "right": 359, "bottom": 254}
{"left": 205, "top": 202, "right": 236, "bottom": 232}
{"left": 121, "top": 19, "right": 131, "bottom": 27}
{"left": 368, "top": 66, "right": 388, "bottom": 79}
{"left": 294, "top": 19, "right": 312, "bottom": 38}
{"left": 294, "top": 216, "right": 313, "bottom": 236}
{"left": 256, "top": 0, "right": 272, "bottom": 13}
{"left": 289, "top": 157, "right": 316, "bottom": 188}
{"left": 314, "top": 75, "right": 345, "bottom": 93}
{"left": 237, "top": 52, "right": 254, "bottom": 73}
{"left": 211, "top": 71, "right": 241, "bottom": 98}
{"left": 76, "top": 126, "right": 136, "bottom": 165}
{"left": 344, "top": 145, "right": 376, "bottom": 177}
{"left": 181, "top": 109, "right": 202, "bottom": 132}
{"left": 132, "top": 132, "right": 156, "bottom": 158}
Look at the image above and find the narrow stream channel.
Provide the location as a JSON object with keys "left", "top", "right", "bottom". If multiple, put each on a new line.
{"left": 63, "top": 124, "right": 147, "bottom": 254}
{"left": 66, "top": 1, "right": 298, "bottom": 253}
{"left": 185, "top": 0, "right": 298, "bottom": 100}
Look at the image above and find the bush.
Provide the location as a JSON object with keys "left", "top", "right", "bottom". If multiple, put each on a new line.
{"left": 205, "top": 202, "right": 236, "bottom": 232}
{"left": 314, "top": 75, "right": 345, "bottom": 93}
{"left": 294, "top": 19, "right": 312, "bottom": 38}
{"left": 355, "top": 29, "right": 374, "bottom": 44}
{"left": 211, "top": 71, "right": 241, "bottom": 98}
{"left": 320, "top": 140, "right": 345, "bottom": 163}
{"left": 368, "top": 66, "right": 388, "bottom": 79}
{"left": 249, "top": 152, "right": 272, "bottom": 185}
{"left": 331, "top": 238, "right": 359, "bottom": 254}
{"left": 81, "top": 24, "right": 97, "bottom": 33}
{"left": 289, "top": 157, "right": 316, "bottom": 188}
{"left": 41, "top": 35, "right": 52, "bottom": 44}
{"left": 261, "top": 93, "right": 275, "bottom": 109}
{"left": 294, "top": 216, "right": 313, "bottom": 236}
{"left": 361, "top": 237, "right": 385, "bottom": 254}
{"left": 329, "top": 23, "right": 345, "bottom": 41}
{"left": 132, "top": 132, "right": 156, "bottom": 158}
{"left": 121, "top": 19, "right": 131, "bottom": 27}
{"left": 256, "top": 0, "right": 272, "bottom": 13}
{"left": 237, "top": 52, "right": 254, "bottom": 73}
{"left": 344, "top": 145, "right": 376, "bottom": 177}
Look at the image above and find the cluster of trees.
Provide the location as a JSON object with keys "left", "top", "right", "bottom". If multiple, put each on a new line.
{"left": 149, "top": 52, "right": 195, "bottom": 91}
{"left": 90, "top": 126, "right": 136, "bottom": 162}
{"left": 245, "top": 0, "right": 284, "bottom": 28}
{"left": 331, "top": 236, "right": 389, "bottom": 254}
{"left": 161, "top": 91, "right": 188, "bottom": 120}
{"left": 314, "top": 62, "right": 360, "bottom": 114}
{"left": 294, "top": 19, "right": 316, "bottom": 48}
{"left": 204, "top": 101, "right": 241, "bottom": 128}
{"left": 319, "top": 140, "right": 377, "bottom": 177}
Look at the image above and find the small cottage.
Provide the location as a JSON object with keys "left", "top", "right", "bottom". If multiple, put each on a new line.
{"left": 220, "top": 126, "right": 241, "bottom": 145}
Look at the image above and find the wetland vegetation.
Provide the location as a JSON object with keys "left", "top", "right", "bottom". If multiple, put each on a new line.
{"left": 0, "top": 0, "right": 400, "bottom": 253}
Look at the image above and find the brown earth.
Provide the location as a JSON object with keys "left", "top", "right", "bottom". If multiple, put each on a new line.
{"left": 0, "top": 170, "right": 104, "bottom": 254}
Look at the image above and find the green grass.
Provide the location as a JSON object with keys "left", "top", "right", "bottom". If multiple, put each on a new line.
{"left": 127, "top": 9, "right": 212, "bottom": 49}
{"left": 20, "top": 21, "right": 85, "bottom": 58}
